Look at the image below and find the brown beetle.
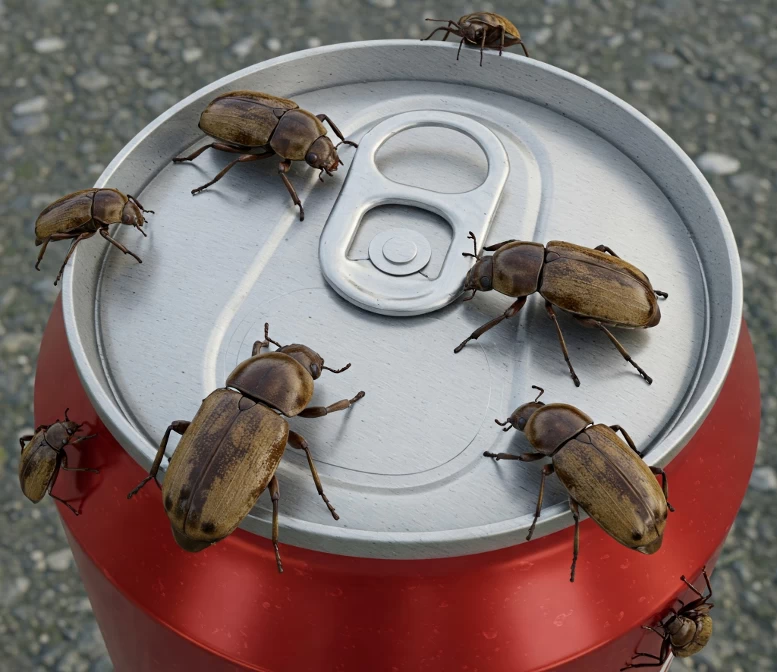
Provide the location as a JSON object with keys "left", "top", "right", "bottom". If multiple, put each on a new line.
{"left": 455, "top": 233, "right": 668, "bottom": 386}
{"left": 622, "top": 567, "right": 714, "bottom": 669}
{"left": 422, "top": 12, "right": 529, "bottom": 66}
{"left": 172, "top": 90, "right": 358, "bottom": 221}
{"left": 128, "top": 323, "right": 365, "bottom": 572}
{"left": 34, "top": 188, "right": 152, "bottom": 286}
{"left": 484, "top": 386, "right": 673, "bottom": 582}
{"left": 18, "top": 409, "right": 98, "bottom": 515}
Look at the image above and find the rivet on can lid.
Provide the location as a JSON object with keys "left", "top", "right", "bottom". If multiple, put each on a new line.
{"left": 368, "top": 227, "right": 432, "bottom": 276}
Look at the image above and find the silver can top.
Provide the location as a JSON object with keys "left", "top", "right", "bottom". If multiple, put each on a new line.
{"left": 62, "top": 40, "right": 741, "bottom": 560}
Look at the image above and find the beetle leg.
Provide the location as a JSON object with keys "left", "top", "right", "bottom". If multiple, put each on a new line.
{"left": 609, "top": 425, "right": 641, "bottom": 456}
{"left": 482, "top": 239, "right": 519, "bottom": 252}
{"left": 525, "top": 463, "right": 555, "bottom": 541}
{"left": 60, "top": 451, "right": 99, "bottom": 474}
{"left": 35, "top": 238, "right": 51, "bottom": 270}
{"left": 49, "top": 452, "right": 80, "bottom": 516}
{"left": 545, "top": 303, "right": 581, "bottom": 387}
{"left": 680, "top": 572, "right": 708, "bottom": 601}
{"left": 315, "top": 114, "right": 357, "bottom": 148}
{"left": 126, "top": 194, "right": 154, "bottom": 214}
{"left": 499, "top": 26, "right": 505, "bottom": 56}
{"left": 269, "top": 475, "right": 283, "bottom": 573}
{"left": 128, "top": 421, "right": 190, "bottom": 499}
{"left": 479, "top": 27, "right": 487, "bottom": 66}
{"left": 278, "top": 160, "right": 305, "bottom": 221}
{"left": 583, "top": 319, "right": 653, "bottom": 385}
{"left": 288, "top": 430, "right": 339, "bottom": 520}
{"left": 457, "top": 37, "right": 466, "bottom": 60}
{"left": 19, "top": 435, "right": 33, "bottom": 451}
{"left": 519, "top": 41, "right": 530, "bottom": 57}
{"left": 454, "top": 296, "right": 527, "bottom": 353}
{"left": 595, "top": 244, "right": 620, "bottom": 257}
{"left": 71, "top": 433, "right": 97, "bottom": 444}
{"left": 649, "top": 466, "right": 674, "bottom": 511}
{"left": 483, "top": 451, "right": 543, "bottom": 461}
{"left": 568, "top": 497, "right": 581, "bottom": 582}
{"left": 298, "top": 391, "right": 366, "bottom": 418}
{"left": 54, "top": 232, "right": 96, "bottom": 286}
{"left": 172, "top": 142, "right": 244, "bottom": 163}
{"left": 99, "top": 228, "right": 143, "bottom": 264}
{"left": 422, "top": 21, "right": 459, "bottom": 42}
{"left": 191, "top": 153, "right": 269, "bottom": 195}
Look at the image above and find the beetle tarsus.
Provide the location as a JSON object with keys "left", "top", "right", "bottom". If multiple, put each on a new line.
{"left": 655, "top": 290, "right": 669, "bottom": 299}
{"left": 569, "top": 497, "right": 580, "bottom": 582}
{"left": 50, "top": 493, "right": 79, "bottom": 516}
{"left": 128, "top": 475, "right": 154, "bottom": 499}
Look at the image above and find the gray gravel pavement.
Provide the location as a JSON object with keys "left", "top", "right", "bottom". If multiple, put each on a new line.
{"left": 1, "top": 1, "right": 775, "bottom": 671}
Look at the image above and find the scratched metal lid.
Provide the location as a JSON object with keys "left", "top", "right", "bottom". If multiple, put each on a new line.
{"left": 61, "top": 40, "right": 741, "bottom": 560}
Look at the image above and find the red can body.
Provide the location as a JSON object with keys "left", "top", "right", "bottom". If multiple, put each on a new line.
{"left": 36, "top": 297, "right": 759, "bottom": 672}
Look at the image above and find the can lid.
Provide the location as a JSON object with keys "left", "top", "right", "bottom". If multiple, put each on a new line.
{"left": 62, "top": 40, "right": 741, "bottom": 559}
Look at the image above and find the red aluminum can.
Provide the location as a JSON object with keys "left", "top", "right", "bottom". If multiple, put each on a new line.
{"left": 38, "top": 41, "right": 758, "bottom": 672}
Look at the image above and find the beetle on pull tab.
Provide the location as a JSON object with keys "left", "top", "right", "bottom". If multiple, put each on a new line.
{"left": 454, "top": 232, "right": 668, "bottom": 386}
{"left": 173, "top": 90, "right": 358, "bottom": 221}
{"left": 127, "top": 323, "right": 365, "bottom": 573}
{"left": 484, "top": 386, "right": 674, "bottom": 582}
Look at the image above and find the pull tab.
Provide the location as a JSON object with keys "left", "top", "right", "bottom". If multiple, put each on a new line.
{"left": 320, "top": 110, "right": 509, "bottom": 316}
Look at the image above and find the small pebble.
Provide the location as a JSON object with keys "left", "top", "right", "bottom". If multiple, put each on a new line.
{"left": 368, "top": 0, "right": 396, "bottom": 6}
{"left": 45, "top": 548, "right": 74, "bottom": 572}
{"left": 182, "top": 47, "right": 202, "bottom": 63}
{"left": 749, "top": 466, "right": 777, "bottom": 493}
{"left": 75, "top": 70, "right": 111, "bottom": 92}
{"left": 695, "top": 152, "right": 741, "bottom": 176}
{"left": 33, "top": 36, "right": 66, "bottom": 54}
{"left": 266, "top": 38, "right": 282, "bottom": 53}
{"left": 11, "top": 114, "right": 49, "bottom": 135}
{"left": 12, "top": 96, "right": 48, "bottom": 116}
{"left": 231, "top": 36, "right": 256, "bottom": 59}
{"left": 649, "top": 52, "right": 681, "bottom": 70}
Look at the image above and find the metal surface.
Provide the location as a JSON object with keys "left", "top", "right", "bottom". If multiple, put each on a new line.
{"left": 60, "top": 40, "right": 742, "bottom": 560}
{"left": 320, "top": 110, "right": 509, "bottom": 314}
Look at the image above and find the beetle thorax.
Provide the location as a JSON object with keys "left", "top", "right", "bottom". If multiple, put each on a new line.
{"left": 524, "top": 404, "right": 593, "bottom": 455}
{"left": 45, "top": 421, "right": 78, "bottom": 450}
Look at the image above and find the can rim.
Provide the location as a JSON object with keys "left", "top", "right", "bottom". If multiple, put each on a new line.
{"left": 61, "top": 40, "right": 742, "bottom": 557}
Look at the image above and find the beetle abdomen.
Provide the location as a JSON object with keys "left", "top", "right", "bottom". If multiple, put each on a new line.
{"left": 199, "top": 93, "right": 291, "bottom": 148}
{"left": 163, "top": 389, "right": 289, "bottom": 547}
{"left": 540, "top": 241, "right": 660, "bottom": 328}
{"left": 270, "top": 110, "right": 327, "bottom": 161}
{"left": 19, "top": 432, "right": 58, "bottom": 503}
{"left": 35, "top": 189, "right": 97, "bottom": 241}
{"left": 227, "top": 352, "right": 314, "bottom": 417}
{"left": 92, "top": 188, "right": 127, "bottom": 225}
{"left": 674, "top": 615, "right": 713, "bottom": 657}
{"left": 554, "top": 424, "right": 666, "bottom": 552}
{"left": 492, "top": 242, "right": 544, "bottom": 297}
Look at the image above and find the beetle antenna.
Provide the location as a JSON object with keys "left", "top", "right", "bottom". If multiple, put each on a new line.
{"left": 467, "top": 231, "right": 478, "bottom": 258}
{"left": 532, "top": 386, "right": 545, "bottom": 402}
{"left": 494, "top": 418, "right": 513, "bottom": 432}
{"left": 323, "top": 363, "right": 352, "bottom": 374}
{"left": 462, "top": 289, "right": 477, "bottom": 302}
{"left": 263, "top": 323, "right": 283, "bottom": 349}
{"left": 136, "top": 224, "right": 148, "bottom": 237}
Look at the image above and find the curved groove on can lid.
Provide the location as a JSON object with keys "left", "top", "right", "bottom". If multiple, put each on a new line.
{"left": 62, "top": 40, "right": 741, "bottom": 560}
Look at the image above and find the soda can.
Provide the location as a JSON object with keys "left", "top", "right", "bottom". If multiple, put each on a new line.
{"left": 36, "top": 40, "right": 759, "bottom": 671}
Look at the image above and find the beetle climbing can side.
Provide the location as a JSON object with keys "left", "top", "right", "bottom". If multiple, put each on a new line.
{"left": 37, "top": 40, "right": 757, "bottom": 672}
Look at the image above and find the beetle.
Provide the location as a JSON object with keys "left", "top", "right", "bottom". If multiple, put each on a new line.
{"left": 172, "top": 90, "right": 358, "bottom": 221}
{"left": 128, "top": 323, "right": 365, "bottom": 572}
{"left": 621, "top": 567, "right": 714, "bottom": 669}
{"left": 484, "top": 386, "right": 673, "bottom": 582}
{"left": 454, "top": 232, "right": 668, "bottom": 386}
{"left": 18, "top": 409, "right": 98, "bottom": 515}
{"left": 34, "top": 188, "right": 152, "bottom": 286}
{"left": 422, "top": 12, "right": 529, "bottom": 66}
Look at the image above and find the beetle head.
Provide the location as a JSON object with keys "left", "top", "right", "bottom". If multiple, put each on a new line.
{"left": 46, "top": 420, "right": 81, "bottom": 449}
{"left": 278, "top": 344, "right": 326, "bottom": 380}
{"left": 463, "top": 256, "right": 494, "bottom": 296}
{"left": 305, "top": 136, "right": 340, "bottom": 176}
{"left": 121, "top": 201, "right": 146, "bottom": 236}
{"left": 509, "top": 402, "right": 545, "bottom": 433}
{"left": 458, "top": 19, "right": 485, "bottom": 44}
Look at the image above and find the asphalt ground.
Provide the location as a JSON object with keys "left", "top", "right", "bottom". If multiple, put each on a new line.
{"left": 1, "top": 1, "right": 775, "bottom": 670}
